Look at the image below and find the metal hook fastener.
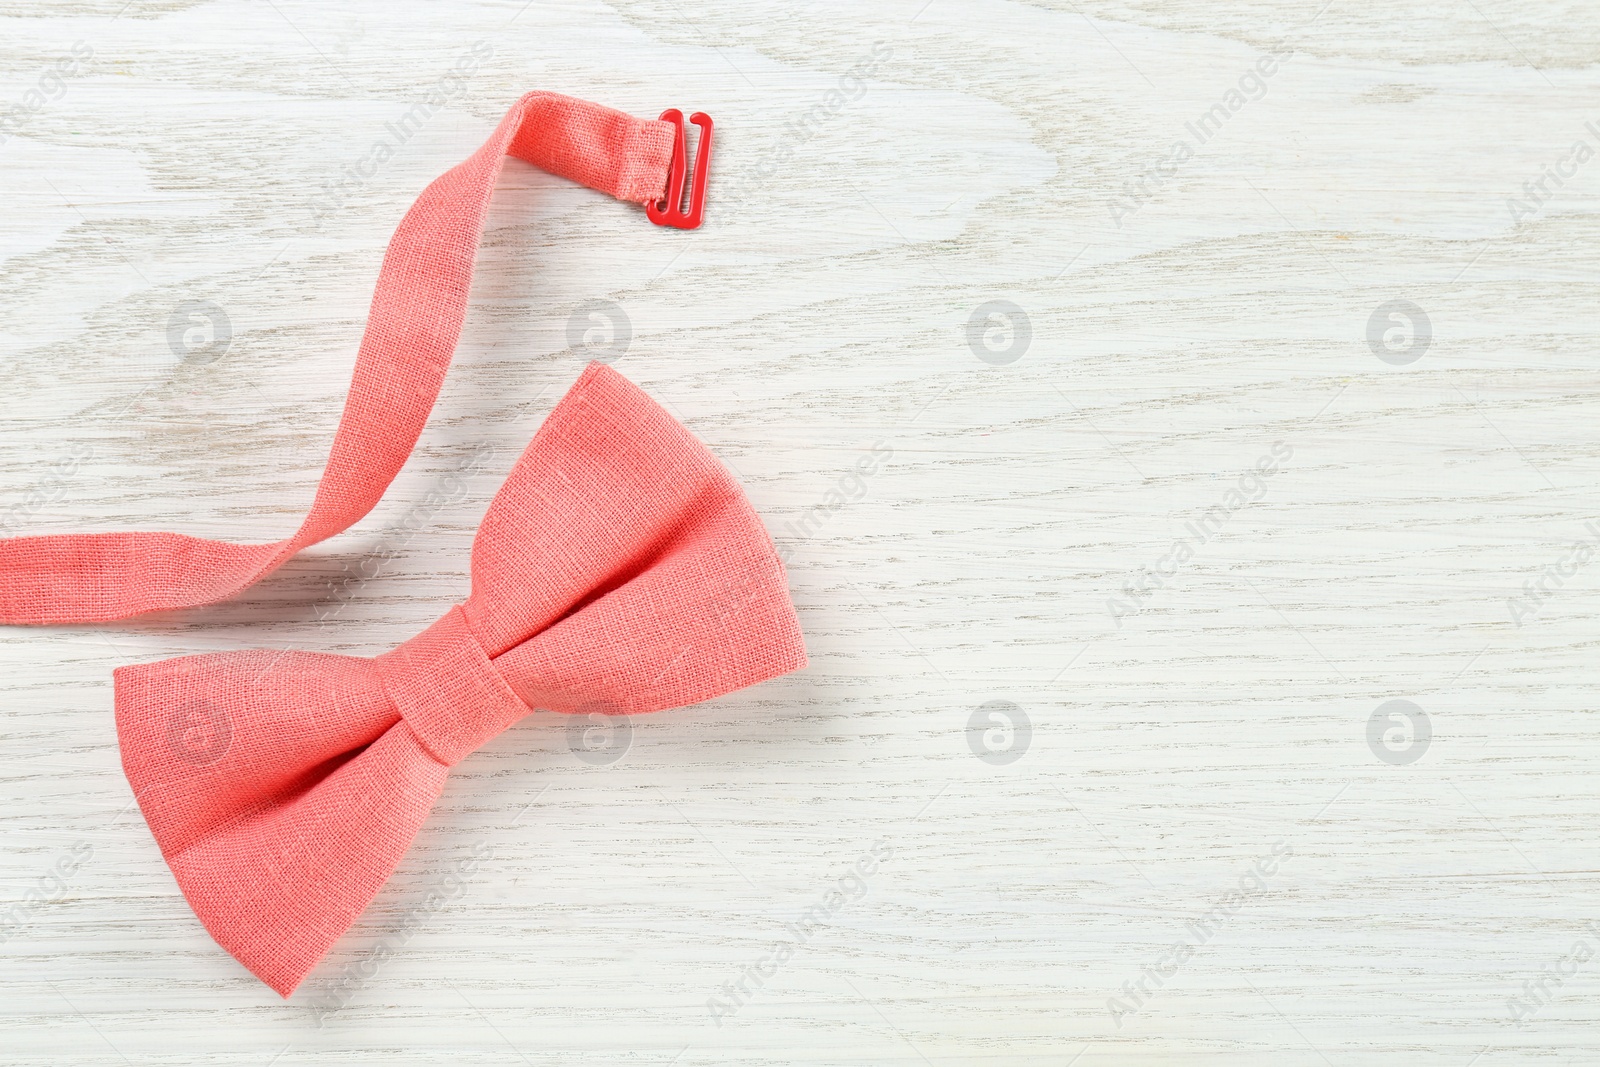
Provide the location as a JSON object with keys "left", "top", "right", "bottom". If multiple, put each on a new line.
{"left": 646, "top": 109, "right": 713, "bottom": 230}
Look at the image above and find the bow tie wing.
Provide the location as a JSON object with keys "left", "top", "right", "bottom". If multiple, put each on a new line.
{"left": 460, "top": 363, "right": 807, "bottom": 714}
{"left": 115, "top": 650, "right": 452, "bottom": 996}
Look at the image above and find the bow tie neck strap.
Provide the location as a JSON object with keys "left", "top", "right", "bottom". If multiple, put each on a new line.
{"left": 114, "top": 364, "right": 807, "bottom": 997}
{"left": 0, "top": 93, "right": 677, "bottom": 626}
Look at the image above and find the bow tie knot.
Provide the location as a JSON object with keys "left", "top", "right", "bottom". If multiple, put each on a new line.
{"left": 376, "top": 606, "right": 530, "bottom": 767}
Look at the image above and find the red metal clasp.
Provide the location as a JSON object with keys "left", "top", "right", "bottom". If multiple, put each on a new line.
{"left": 646, "top": 109, "right": 713, "bottom": 230}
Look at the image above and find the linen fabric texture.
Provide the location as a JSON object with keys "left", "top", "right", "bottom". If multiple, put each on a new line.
{"left": 116, "top": 362, "right": 806, "bottom": 996}
{"left": 0, "top": 92, "right": 676, "bottom": 623}
{"left": 0, "top": 92, "right": 807, "bottom": 995}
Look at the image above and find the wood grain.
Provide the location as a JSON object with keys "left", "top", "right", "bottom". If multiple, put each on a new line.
{"left": 1, "top": 0, "right": 1598, "bottom": 1063}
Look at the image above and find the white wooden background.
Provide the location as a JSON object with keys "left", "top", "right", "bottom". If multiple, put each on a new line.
{"left": 0, "top": 0, "right": 1596, "bottom": 1063}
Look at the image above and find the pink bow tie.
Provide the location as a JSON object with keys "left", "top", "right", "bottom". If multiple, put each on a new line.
{"left": 1, "top": 93, "right": 804, "bottom": 995}
{"left": 117, "top": 361, "right": 804, "bottom": 996}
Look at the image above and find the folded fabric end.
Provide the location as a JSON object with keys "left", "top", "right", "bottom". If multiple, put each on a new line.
{"left": 257, "top": 946, "right": 316, "bottom": 999}
{"left": 115, "top": 647, "right": 448, "bottom": 1001}
{"left": 618, "top": 118, "right": 677, "bottom": 206}
{"left": 159, "top": 720, "right": 452, "bottom": 1006}
{"left": 507, "top": 92, "right": 677, "bottom": 208}
{"left": 219, "top": 931, "right": 314, "bottom": 999}
{"left": 177, "top": 855, "right": 364, "bottom": 1002}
